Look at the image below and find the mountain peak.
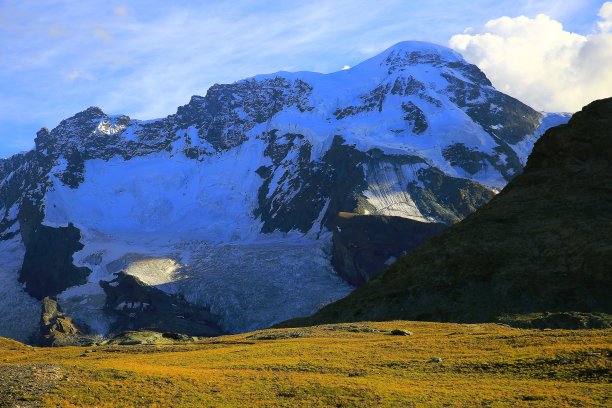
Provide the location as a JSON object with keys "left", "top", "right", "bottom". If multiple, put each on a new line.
{"left": 63, "top": 106, "right": 106, "bottom": 122}
{"left": 384, "top": 41, "right": 463, "bottom": 60}
{"left": 350, "top": 40, "right": 465, "bottom": 74}
{"left": 80, "top": 106, "right": 105, "bottom": 116}
{"left": 54, "top": 106, "right": 107, "bottom": 131}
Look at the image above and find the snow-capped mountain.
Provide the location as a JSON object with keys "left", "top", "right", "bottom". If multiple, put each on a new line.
{"left": 0, "top": 41, "right": 569, "bottom": 342}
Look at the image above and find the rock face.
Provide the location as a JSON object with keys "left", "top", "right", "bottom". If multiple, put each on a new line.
{"left": 0, "top": 41, "right": 568, "bottom": 342}
{"left": 20, "top": 223, "right": 90, "bottom": 299}
{"left": 280, "top": 98, "right": 612, "bottom": 327}
{"left": 331, "top": 213, "right": 446, "bottom": 286}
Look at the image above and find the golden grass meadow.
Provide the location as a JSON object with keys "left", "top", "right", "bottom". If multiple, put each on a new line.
{"left": 1, "top": 321, "right": 610, "bottom": 407}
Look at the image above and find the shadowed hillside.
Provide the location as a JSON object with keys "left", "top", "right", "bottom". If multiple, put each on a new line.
{"left": 281, "top": 97, "right": 612, "bottom": 327}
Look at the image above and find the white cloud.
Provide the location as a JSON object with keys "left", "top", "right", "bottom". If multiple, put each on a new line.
{"left": 599, "top": 1, "right": 612, "bottom": 32}
{"left": 449, "top": 4, "right": 612, "bottom": 112}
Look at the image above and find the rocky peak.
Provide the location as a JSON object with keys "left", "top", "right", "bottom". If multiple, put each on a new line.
{"left": 170, "top": 76, "right": 313, "bottom": 152}
{"left": 33, "top": 107, "right": 109, "bottom": 158}
{"left": 53, "top": 106, "right": 107, "bottom": 136}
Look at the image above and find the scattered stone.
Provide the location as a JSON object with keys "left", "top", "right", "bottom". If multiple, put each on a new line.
{"left": 247, "top": 331, "right": 305, "bottom": 340}
{"left": 161, "top": 332, "right": 192, "bottom": 342}
{"left": 390, "top": 329, "right": 413, "bottom": 336}
{"left": 323, "top": 325, "right": 381, "bottom": 333}
{"left": 0, "top": 364, "right": 64, "bottom": 407}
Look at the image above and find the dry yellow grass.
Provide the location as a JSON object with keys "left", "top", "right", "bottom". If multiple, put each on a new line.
{"left": 0, "top": 321, "right": 610, "bottom": 407}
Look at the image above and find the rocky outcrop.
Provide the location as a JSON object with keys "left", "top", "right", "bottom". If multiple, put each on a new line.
{"left": 39, "top": 297, "right": 82, "bottom": 346}
{"left": 406, "top": 167, "right": 496, "bottom": 224}
{"left": 102, "top": 330, "right": 198, "bottom": 345}
{"left": 331, "top": 213, "right": 446, "bottom": 286}
{"left": 279, "top": 98, "right": 612, "bottom": 328}
{"left": 100, "top": 272, "right": 223, "bottom": 337}
{"left": 499, "top": 312, "right": 612, "bottom": 330}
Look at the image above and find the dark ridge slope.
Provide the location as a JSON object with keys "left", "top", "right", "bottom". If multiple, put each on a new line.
{"left": 331, "top": 214, "right": 446, "bottom": 286}
{"left": 281, "top": 97, "right": 612, "bottom": 327}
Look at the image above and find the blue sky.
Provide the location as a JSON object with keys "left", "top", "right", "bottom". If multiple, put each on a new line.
{"left": 0, "top": 0, "right": 608, "bottom": 157}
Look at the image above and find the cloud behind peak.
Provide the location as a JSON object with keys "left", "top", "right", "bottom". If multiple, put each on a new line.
{"left": 449, "top": 3, "right": 612, "bottom": 112}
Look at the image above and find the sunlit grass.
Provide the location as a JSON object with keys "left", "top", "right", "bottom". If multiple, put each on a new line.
{"left": 1, "top": 321, "right": 610, "bottom": 407}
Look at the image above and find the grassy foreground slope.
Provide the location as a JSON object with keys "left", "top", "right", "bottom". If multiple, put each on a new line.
{"left": 1, "top": 322, "right": 610, "bottom": 407}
